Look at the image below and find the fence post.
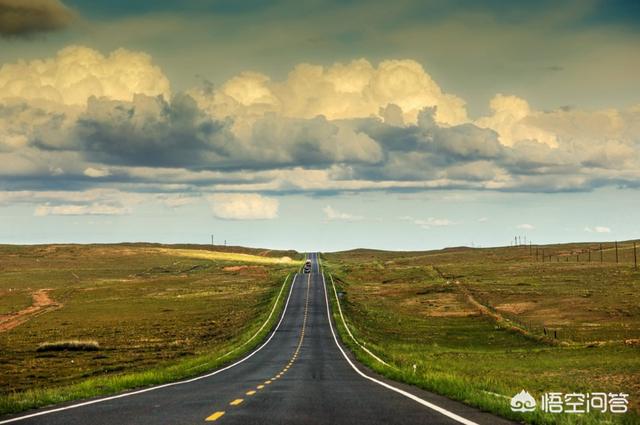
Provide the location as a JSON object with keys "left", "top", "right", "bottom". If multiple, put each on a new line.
{"left": 600, "top": 243, "right": 603, "bottom": 263}
{"left": 588, "top": 249, "right": 591, "bottom": 262}
{"left": 634, "top": 242, "right": 638, "bottom": 270}
{"left": 615, "top": 241, "right": 619, "bottom": 263}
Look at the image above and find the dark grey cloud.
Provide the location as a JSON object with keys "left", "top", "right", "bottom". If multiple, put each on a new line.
{"left": 2, "top": 94, "right": 639, "bottom": 195}
{"left": 0, "top": 0, "right": 75, "bottom": 37}
{"left": 357, "top": 107, "right": 502, "bottom": 161}
{"left": 346, "top": 107, "right": 504, "bottom": 181}
{"left": 331, "top": 106, "right": 640, "bottom": 193}
{"left": 248, "top": 114, "right": 382, "bottom": 169}
{"left": 76, "top": 94, "right": 234, "bottom": 168}
{"left": 73, "top": 95, "right": 382, "bottom": 171}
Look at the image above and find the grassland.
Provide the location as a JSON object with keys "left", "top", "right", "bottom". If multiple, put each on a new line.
{"left": 322, "top": 242, "right": 640, "bottom": 425}
{"left": 0, "top": 244, "right": 301, "bottom": 415}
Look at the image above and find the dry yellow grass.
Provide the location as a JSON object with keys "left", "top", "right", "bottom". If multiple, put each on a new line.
{"left": 36, "top": 340, "right": 100, "bottom": 352}
{"left": 150, "top": 248, "right": 302, "bottom": 265}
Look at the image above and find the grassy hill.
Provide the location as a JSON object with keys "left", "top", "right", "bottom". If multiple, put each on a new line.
{"left": 323, "top": 241, "right": 640, "bottom": 424}
{"left": 0, "top": 244, "right": 302, "bottom": 414}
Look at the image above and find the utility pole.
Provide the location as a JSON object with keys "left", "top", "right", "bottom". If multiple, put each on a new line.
{"left": 211, "top": 234, "right": 214, "bottom": 246}
{"left": 615, "top": 241, "right": 619, "bottom": 263}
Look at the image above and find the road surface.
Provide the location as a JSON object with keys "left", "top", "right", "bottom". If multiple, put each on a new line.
{"left": 2, "top": 253, "right": 513, "bottom": 425}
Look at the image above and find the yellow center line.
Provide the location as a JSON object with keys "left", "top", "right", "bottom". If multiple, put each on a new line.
{"left": 203, "top": 270, "right": 314, "bottom": 423}
{"left": 205, "top": 411, "right": 225, "bottom": 421}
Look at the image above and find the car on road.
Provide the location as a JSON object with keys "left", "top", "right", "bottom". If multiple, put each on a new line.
{"left": 304, "top": 259, "right": 312, "bottom": 273}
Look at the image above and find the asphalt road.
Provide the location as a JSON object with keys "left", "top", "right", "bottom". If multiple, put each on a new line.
{"left": 2, "top": 253, "right": 514, "bottom": 425}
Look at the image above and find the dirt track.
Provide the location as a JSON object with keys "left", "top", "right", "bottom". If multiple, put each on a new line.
{"left": 0, "top": 289, "right": 61, "bottom": 332}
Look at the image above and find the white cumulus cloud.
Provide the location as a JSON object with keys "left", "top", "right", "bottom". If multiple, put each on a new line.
{"left": 517, "top": 223, "right": 535, "bottom": 230}
{"left": 1, "top": 47, "right": 640, "bottom": 198}
{"left": 323, "top": 205, "right": 363, "bottom": 221}
{"left": 83, "top": 167, "right": 110, "bottom": 178}
{"left": 584, "top": 226, "right": 611, "bottom": 233}
{"left": 0, "top": 45, "right": 170, "bottom": 106}
{"left": 209, "top": 193, "right": 278, "bottom": 220}
{"left": 190, "top": 58, "right": 468, "bottom": 126}
{"left": 401, "top": 215, "right": 455, "bottom": 229}
{"left": 475, "top": 94, "right": 558, "bottom": 147}
{"left": 34, "top": 203, "right": 129, "bottom": 216}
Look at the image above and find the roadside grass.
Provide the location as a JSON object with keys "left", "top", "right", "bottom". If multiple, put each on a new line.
{"left": 0, "top": 244, "right": 299, "bottom": 416}
{"left": 322, "top": 246, "right": 640, "bottom": 425}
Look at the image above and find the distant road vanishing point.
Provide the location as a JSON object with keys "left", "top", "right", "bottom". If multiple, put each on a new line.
{"left": 2, "top": 253, "right": 513, "bottom": 425}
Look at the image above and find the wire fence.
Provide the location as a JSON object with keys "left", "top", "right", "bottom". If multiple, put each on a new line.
{"left": 502, "top": 239, "right": 639, "bottom": 343}
{"left": 512, "top": 240, "right": 639, "bottom": 269}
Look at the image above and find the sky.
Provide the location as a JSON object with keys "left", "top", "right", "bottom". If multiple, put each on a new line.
{"left": 0, "top": 0, "right": 638, "bottom": 252}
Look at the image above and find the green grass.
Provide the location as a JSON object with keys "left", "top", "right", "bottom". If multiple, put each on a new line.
{"left": 0, "top": 274, "right": 294, "bottom": 415}
{"left": 0, "top": 290, "right": 32, "bottom": 315}
{"left": 0, "top": 244, "right": 300, "bottom": 416}
{"left": 322, "top": 244, "right": 640, "bottom": 425}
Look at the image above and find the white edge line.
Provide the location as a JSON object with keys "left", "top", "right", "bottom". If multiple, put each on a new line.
{"left": 318, "top": 256, "right": 480, "bottom": 425}
{"left": 482, "top": 390, "right": 509, "bottom": 400}
{"left": 219, "top": 272, "right": 291, "bottom": 358}
{"left": 0, "top": 273, "right": 299, "bottom": 424}
{"left": 328, "top": 273, "right": 394, "bottom": 369}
